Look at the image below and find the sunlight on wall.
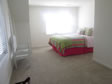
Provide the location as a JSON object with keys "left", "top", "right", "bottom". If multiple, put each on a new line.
{"left": 43, "top": 10, "right": 75, "bottom": 34}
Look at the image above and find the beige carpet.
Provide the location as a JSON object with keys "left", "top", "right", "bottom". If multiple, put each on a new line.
{"left": 11, "top": 47, "right": 112, "bottom": 84}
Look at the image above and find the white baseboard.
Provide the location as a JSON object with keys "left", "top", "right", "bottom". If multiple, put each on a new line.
{"left": 93, "top": 57, "right": 112, "bottom": 69}
{"left": 32, "top": 45, "right": 50, "bottom": 49}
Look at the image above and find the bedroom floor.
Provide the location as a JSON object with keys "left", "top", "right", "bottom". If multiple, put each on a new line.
{"left": 11, "top": 47, "right": 112, "bottom": 84}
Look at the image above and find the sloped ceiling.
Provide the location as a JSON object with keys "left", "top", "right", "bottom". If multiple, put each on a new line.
{"left": 29, "top": 0, "right": 94, "bottom": 7}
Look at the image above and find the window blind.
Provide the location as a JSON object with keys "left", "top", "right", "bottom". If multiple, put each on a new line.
{"left": 0, "top": 4, "right": 8, "bottom": 59}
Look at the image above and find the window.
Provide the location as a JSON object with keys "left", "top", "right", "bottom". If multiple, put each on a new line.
{"left": 0, "top": 37, "right": 3, "bottom": 55}
{"left": 0, "top": 4, "right": 8, "bottom": 60}
{"left": 43, "top": 10, "right": 76, "bottom": 35}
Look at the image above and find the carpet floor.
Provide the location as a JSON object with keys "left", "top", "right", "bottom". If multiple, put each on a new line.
{"left": 11, "top": 47, "right": 112, "bottom": 84}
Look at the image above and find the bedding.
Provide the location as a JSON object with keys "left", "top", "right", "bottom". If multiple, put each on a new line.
{"left": 49, "top": 34, "right": 93, "bottom": 56}
{"left": 84, "top": 36, "right": 94, "bottom": 47}
{"left": 79, "top": 28, "right": 93, "bottom": 36}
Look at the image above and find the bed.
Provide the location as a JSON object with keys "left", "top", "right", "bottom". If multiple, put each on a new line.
{"left": 49, "top": 34, "right": 93, "bottom": 56}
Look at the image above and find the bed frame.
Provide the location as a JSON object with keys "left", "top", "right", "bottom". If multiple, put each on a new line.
{"left": 51, "top": 44, "right": 93, "bottom": 56}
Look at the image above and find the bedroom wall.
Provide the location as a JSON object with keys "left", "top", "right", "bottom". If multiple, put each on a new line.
{"left": 78, "top": 0, "right": 95, "bottom": 28}
{"left": 8, "top": 0, "right": 31, "bottom": 49}
{"left": 93, "top": 0, "right": 112, "bottom": 69}
{"left": 29, "top": 6, "right": 79, "bottom": 48}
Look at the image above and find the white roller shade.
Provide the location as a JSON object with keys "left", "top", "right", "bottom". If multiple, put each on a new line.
{"left": 0, "top": 3, "right": 8, "bottom": 59}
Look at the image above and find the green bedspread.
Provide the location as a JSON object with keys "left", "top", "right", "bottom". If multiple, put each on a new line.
{"left": 49, "top": 35, "right": 86, "bottom": 54}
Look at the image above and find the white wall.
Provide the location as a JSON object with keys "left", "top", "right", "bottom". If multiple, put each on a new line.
{"left": 8, "top": 0, "right": 31, "bottom": 49}
{"left": 93, "top": 0, "right": 112, "bottom": 69}
{"left": 0, "top": 0, "right": 12, "bottom": 84}
{"left": 30, "top": 6, "right": 79, "bottom": 48}
{"left": 78, "top": 0, "right": 94, "bottom": 28}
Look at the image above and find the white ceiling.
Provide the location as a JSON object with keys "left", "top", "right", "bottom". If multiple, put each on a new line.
{"left": 29, "top": 0, "right": 94, "bottom": 7}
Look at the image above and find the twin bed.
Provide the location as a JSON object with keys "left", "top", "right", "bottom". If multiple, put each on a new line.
{"left": 49, "top": 34, "right": 93, "bottom": 56}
